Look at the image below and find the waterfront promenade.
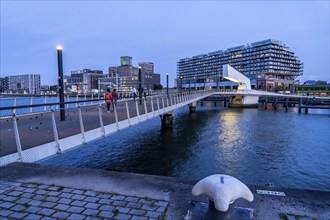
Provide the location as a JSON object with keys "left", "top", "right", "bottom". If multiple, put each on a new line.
{"left": 0, "top": 163, "right": 329, "bottom": 220}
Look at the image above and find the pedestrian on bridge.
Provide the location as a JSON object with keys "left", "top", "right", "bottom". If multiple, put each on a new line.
{"left": 112, "top": 89, "right": 118, "bottom": 111}
{"left": 105, "top": 88, "right": 112, "bottom": 113}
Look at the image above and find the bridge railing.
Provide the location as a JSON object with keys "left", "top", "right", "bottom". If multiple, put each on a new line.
{"left": 0, "top": 90, "right": 214, "bottom": 166}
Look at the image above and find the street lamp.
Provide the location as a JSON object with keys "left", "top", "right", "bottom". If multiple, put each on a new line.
{"left": 57, "top": 45, "right": 65, "bottom": 121}
{"left": 138, "top": 66, "right": 142, "bottom": 104}
{"left": 166, "top": 73, "right": 169, "bottom": 97}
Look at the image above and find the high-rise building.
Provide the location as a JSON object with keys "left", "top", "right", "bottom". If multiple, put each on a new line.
{"left": 177, "top": 39, "right": 303, "bottom": 92}
{"left": 6, "top": 74, "right": 41, "bottom": 94}
{"left": 102, "top": 57, "right": 155, "bottom": 93}
{"left": 0, "top": 77, "right": 8, "bottom": 93}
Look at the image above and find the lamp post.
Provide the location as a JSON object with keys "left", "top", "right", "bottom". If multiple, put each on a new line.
{"left": 138, "top": 66, "right": 142, "bottom": 104}
{"left": 57, "top": 45, "right": 65, "bottom": 121}
{"left": 180, "top": 76, "right": 183, "bottom": 92}
{"left": 166, "top": 73, "right": 169, "bottom": 97}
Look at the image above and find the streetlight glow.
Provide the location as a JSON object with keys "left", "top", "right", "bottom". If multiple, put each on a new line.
{"left": 57, "top": 45, "right": 63, "bottom": 50}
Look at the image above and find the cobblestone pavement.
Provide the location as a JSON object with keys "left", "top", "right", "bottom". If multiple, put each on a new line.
{"left": 0, "top": 180, "right": 169, "bottom": 220}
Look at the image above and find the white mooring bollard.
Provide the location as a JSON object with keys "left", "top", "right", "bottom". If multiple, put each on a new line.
{"left": 192, "top": 174, "right": 254, "bottom": 220}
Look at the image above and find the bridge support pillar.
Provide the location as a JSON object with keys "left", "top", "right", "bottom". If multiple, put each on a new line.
{"left": 285, "top": 98, "right": 289, "bottom": 111}
{"left": 189, "top": 102, "right": 197, "bottom": 113}
{"left": 160, "top": 111, "right": 174, "bottom": 128}
{"left": 298, "top": 98, "right": 302, "bottom": 113}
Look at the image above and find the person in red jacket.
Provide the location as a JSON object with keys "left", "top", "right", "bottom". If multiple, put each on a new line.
{"left": 111, "top": 89, "right": 118, "bottom": 111}
{"left": 105, "top": 88, "right": 112, "bottom": 113}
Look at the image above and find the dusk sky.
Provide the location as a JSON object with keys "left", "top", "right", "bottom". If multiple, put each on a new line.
{"left": 1, "top": 1, "right": 329, "bottom": 87}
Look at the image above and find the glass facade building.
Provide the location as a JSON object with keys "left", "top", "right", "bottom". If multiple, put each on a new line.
{"left": 177, "top": 39, "right": 303, "bottom": 92}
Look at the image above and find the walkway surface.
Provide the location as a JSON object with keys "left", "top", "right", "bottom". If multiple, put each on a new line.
{"left": 0, "top": 163, "right": 329, "bottom": 220}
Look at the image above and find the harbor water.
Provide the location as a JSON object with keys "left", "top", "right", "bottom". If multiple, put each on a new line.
{"left": 39, "top": 101, "right": 330, "bottom": 192}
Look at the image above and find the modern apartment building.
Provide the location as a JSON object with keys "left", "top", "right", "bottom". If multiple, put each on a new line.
{"left": 69, "top": 69, "right": 103, "bottom": 93}
{"left": 3, "top": 74, "right": 41, "bottom": 94}
{"left": 177, "top": 39, "right": 303, "bottom": 92}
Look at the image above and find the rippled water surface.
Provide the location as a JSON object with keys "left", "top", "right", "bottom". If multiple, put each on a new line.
{"left": 40, "top": 103, "right": 330, "bottom": 191}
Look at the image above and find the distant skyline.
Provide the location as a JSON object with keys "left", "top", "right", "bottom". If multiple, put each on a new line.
{"left": 1, "top": 1, "right": 329, "bottom": 87}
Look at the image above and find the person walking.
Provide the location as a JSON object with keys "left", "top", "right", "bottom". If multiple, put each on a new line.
{"left": 105, "top": 88, "right": 112, "bottom": 113}
{"left": 111, "top": 88, "right": 118, "bottom": 111}
{"left": 132, "top": 87, "right": 137, "bottom": 101}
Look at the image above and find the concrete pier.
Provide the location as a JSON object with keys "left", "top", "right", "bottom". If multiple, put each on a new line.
{"left": 189, "top": 102, "right": 197, "bottom": 113}
{"left": 0, "top": 163, "right": 329, "bottom": 220}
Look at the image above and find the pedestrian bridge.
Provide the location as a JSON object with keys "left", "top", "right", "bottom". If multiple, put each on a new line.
{"left": 1, "top": 90, "right": 329, "bottom": 166}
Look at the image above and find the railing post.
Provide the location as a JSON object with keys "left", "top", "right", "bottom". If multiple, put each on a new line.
{"left": 12, "top": 111, "right": 23, "bottom": 162}
{"left": 76, "top": 94, "right": 79, "bottom": 107}
{"left": 91, "top": 94, "right": 94, "bottom": 105}
{"left": 98, "top": 104, "right": 105, "bottom": 136}
{"left": 66, "top": 95, "right": 69, "bottom": 109}
{"left": 151, "top": 97, "right": 155, "bottom": 117}
{"left": 176, "top": 94, "right": 179, "bottom": 106}
{"left": 170, "top": 94, "right": 173, "bottom": 106}
{"left": 157, "top": 97, "right": 160, "bottom": 111}
{"left": 114, "top": 104, "right": 119, "bottom": 131}
{"left": 162, "top": 97, "right": 165, "bottom": 110}
{"left": 135, "top": 100, "right": 140, "bottom": 122}
{"left": 125, "top": 101, "right": 131, "bottom": 126}
{"left": 30, "top": 96, "right": 33, "bottom": 113}
{"left": 44, "top": 96, "right": 47, "bottom": 111}
{"left": 51, "top": 107, "right": 61, "bottom": 154}
{"left": 78, "top": 105, "right": 86, "bottom": 144}
{"left": 84, "top": 94, "right": 87, "bottom": 106}
{"left": 166, "top": 95, "right": 169, "bottom": 107}
{"left": 144, "top": 99, "right": 148, "bottom": 119}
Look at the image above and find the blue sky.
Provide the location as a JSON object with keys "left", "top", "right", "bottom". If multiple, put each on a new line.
{"left": 1, "top": 1, "right": 329, "bottom": 86}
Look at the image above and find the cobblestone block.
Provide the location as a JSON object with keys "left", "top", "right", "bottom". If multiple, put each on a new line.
{"left": 40, "top": 216, "right": 57, "bottom": 220}
{"left": 59, "top": 192, "right": 74, "bottom": 198}
{"left": 72, "top": 189, "right": 84, "bottom": 195}
{"left": 46, "top": 196, "right": 59, "bottom": 202}
{"left": 146, "top": 211, "right": 162, "bottom": 218}
{"left": 142, "top": 204, "right": 156, "bottom": 211}
{"left": 35, "top": 189, "right": 48, "bottom": 195}
{"left": 84, "top": 191, "right": 97, "bottom": 197}
{"left": 1, "top": 196, "right": 17, "bottom": 202}
{"left": 38, "top": 185, "right": 49, "bottom": 189}
{"left": 33, "top": 195, "right": 46, "bottom": 201}
{"left": 82, "top": 208, "right": 99, "bottom": 216}
{"left": 154, "top": 201, "right": 168, "bottom": 207}
{"left": 21, "top": 192, "right": 35, "bottom": 199}
{"left": 13, "top": 186, "right": 25, "bottom": 191}
{"left": 99, "top": 204, "right": 115, "bottom": 211}
{"left": 28, "top": 200, "right": 42, "bottom": 206}
{"left": 99, "top": 210, "right": 114, "bottom": 219}
{"left": 52, "top": 211, "right": 70, "bottom": 218}
{"left": 61, "top": 188, "right": 74, "bottom": 193}
{"left": 139, "top": 198, "right": 153, "bottom": 205}
{"left": 0, "top": 209, "right": 13, "bottom": 217}
{"left": 26, "top": 213, "right": 43, "bottom": 220}
{"left": 99, "top": 198, "right": 112, "bottom": 204}
{"left": 67, "top": 206, "right": 85, "bottom": 213}
{"left": 112, "top": 200, "right": 127, "bottom": 207}
{"left": 47, "top": 191, "right": 61, "bottom": 197}
{"left": 57, "top": 198, "right": 72, "bottom": 204}
{"left": 67, "top": 213, "right": 85, "bottom": 220}
{"left": 24, "top": 188, "right": 36, "bottom": 193}
{"left": 111, "top": 195, "right": 125, "bottom": 201}
{"left": 9, "top": 212, "right": 28, "bottom": 219}
{"left": 48, "top": 186, "right": 60, "bottom": 191}
{"left": 114, "top": 213, "right": 131, "bottom": 220}
{"left": 157, "top": 206, "right": 166, "bottom": 212}
{"left": 38, "top": 208, "right": 56, "bottom": 216}
{"left": 54, "top": 203, "right": 70, "bottom": 211}
{"left": 40, "top": 201, "right": 57, "bottom": 208}
{"left": 125, "top": 197, "right": 139, "bottom": 203}
{"left": 25, "top": 183, "right": 38, "bottom": 188}
{"left": 84, "top": 196, "right": 99, "bottom": 203}
{"left": 96, "top": 193, "right": 112, "bottom": 199}
{"left": 11, "top": 204, "right": 26, "bottom": 211}
{"left": 71, "top": 194, "right": 86, "bottom": 200}
{"left": 115, "top": 206, "right": 130, "bottom": 213}
{"left": 127, "top": 202, "right": 143, "bottom": 209}
{"left": 129, "top": 208, "right": 146, "bottom": 216}
{"left": 71, "top": 200, "right": 87, "bottom": 207}
{"left": 25, "top": 206, "right": 42, "bottom": 213}
{"left": 15, "top": 197, "right": 31, "bottom": 205}
{"left": 7, "top": 190, "right": 23, "bottom": 196}
{"left": 84, "top": 202, "right": 100, "bottom": 209}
